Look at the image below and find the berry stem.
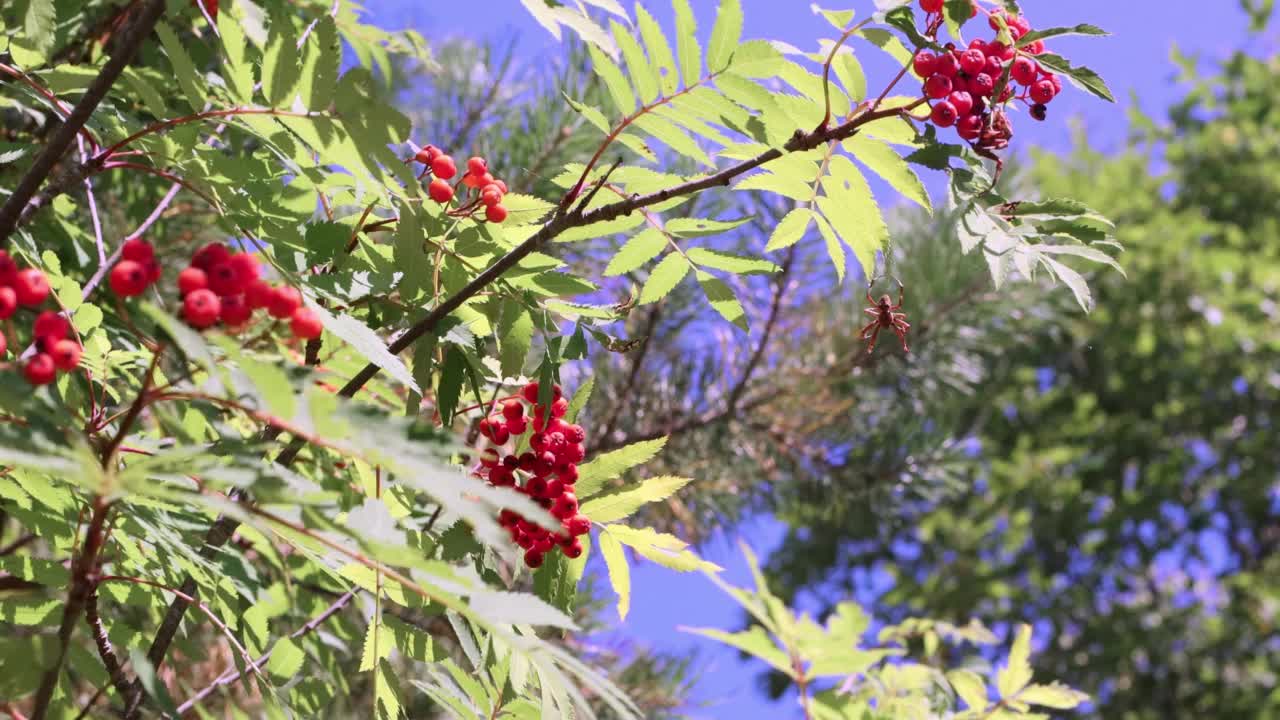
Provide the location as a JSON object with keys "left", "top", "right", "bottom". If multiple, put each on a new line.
{"left": 818, "top": 18, "right": 875, "bottom": 129}
{"left": 95, "top": 107, "right": 326, "bottom": 160}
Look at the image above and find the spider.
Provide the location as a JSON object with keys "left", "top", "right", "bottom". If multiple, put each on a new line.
{"left": 859, "top": 279, "right": 910, "bottom": 354}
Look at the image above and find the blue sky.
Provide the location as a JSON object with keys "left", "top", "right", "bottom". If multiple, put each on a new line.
{"left": 358, "top": 1, "right": 1264, "bottom": 716}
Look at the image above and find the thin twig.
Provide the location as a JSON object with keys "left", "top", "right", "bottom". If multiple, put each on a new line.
{"left": 0, "top": 0, "right": 168, "bottom": 247}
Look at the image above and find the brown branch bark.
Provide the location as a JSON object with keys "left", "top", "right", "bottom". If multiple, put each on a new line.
{"left": 0, "top": 0, "right": 168, "bottom": 247}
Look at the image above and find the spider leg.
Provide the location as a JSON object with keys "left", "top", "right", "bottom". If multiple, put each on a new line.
{"left": 892, "top": 324, "right": 910, "bottom": 354}
{"left": 864, "top": 308, "right": 880, "bottom": 317}
{"left": 891, "top": 281, "right": 905, "bottom": 310}
{"left": 893, "top": 316, "right": 911, "bottom": 329}
{"left": 865, "top": 325, "right": 881, "bottom": 354}
{"left": 865, "top": 285, "right": 875, "bottom": 306}
{"left": 859, "top": 319, "right": 879, "bottom": 339}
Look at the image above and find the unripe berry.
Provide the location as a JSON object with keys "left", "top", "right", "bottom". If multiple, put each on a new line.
{"left": 930, "top": 101, "right": 958, "bottom": 128}
{"left": 0, "top": 287, "right": 16, "bottom": 319}
{"left": 428, "top": 178, "right": 454, "bottom": 204}
{"left": 466, "top": 157, "right": 488, "bottom": 175}
{"left": 912, "top": 51, "right": 937, "bottom": 78}
{"left": 924, "top": 74, "right": 953, "bottom": 99}
{"left": 267, "top": 286, "right": 303, "bottom": 319}
{"left": 183, "top": 289, "right": 221, "bottom": 328}
{"left": 192, "top": 242, "right": 231, "bottom": 271}
{"left": 33, "top": 311, "right": 70, "bottom": 342}
{"left": 220, "top": 294, "right": 253, "bottom": 326}
{"left": 956, "top": 114, "right": 984, "bottom": 141}
{"left": 24, "top": 353, "right": 56, "bottom": 386}
{"left": 431, "top": 155, "right": 457, "bottom": 179}
{"left": 109, "top": 260, "right": 150, "bottom": 297}
{"left": 948, "top": 91, "right": 974, "bottom": 117}
{"left": 959, "top": 49, "right": 986, "bottom": 75}
{"left": 1030, "top": 79, "right": 1057, "bottom": 104}
{"left": 14, "top": 269, "right": 50, "bottom": 306}
{"left": 121, "top": 238, "right": 155, "bottom": 262}
{"left": 290, "top": 307, "right": 324, "bottom": 339}
{"left": 245, "top": 279, "right": 273, "bottom": 309}
{"left": 1011, "top": 56, "right": 1039, "bottom": 86}
{"left": 51, "top": 339, "right": 82, "bottom": 371}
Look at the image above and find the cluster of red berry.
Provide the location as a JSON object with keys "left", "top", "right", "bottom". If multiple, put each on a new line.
{"left": 474, "top": 381, "right": 591, "bottom": 568}
{"left": 0, "top": 251, "right": 83, "bottom": 386}
{"left": 164, "top": 242, "right": 322, "bottom": 339}
{"left": 915, "top": 2, "right": 1063, "bottom": 148}
{"left": 413, "top": 146, "right": 511, "bottom": 224}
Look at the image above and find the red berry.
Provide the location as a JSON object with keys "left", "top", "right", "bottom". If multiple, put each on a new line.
{"left": 431, "top": 155, "right": 457, "bottom": 179}
{"left": 561, "top": 539, "right": 583, "bottom": 559}
{"left": 51, "top": 339, "right": 82, "bottom": 371}
{"left": 491, "top": 424, "right": 511, "bottom": 445}
{"left": 957, "top": 114, "right": 984, "bottom": 141}
{"left": 24, "top": 354, "right": 56, "bottom": 386}
{"left": 0, "top": 287, "right": 14, "bottom": 319}
{"left": 553, "top": 492, "right": 578, "bottom": 515}
{"left": 565, "top": 424, "right": 586, "bottom": 444}
{"left": 988, "top": 41, "right": 1016, "bottom": 61}
{"left": 480, "top": 448, "right": 502, "bottom": 469}
{"left": 245, "top": 279, "right": 273, "bottom": 309}
{"left": 289, "top": 307, "right": 323, "bottom": 339}
{"left": 220, "top": 294, "right": 253, "bottom": 326}
{"left": 1045, "top": 72, "right": 1063, "bottom": 94}
{"left": 498, "top": 508, "right": 519, "bottom": 526}
{"left": 428, "top": 178, "right": 454, "bottom": 204}
{"left": 33, "top": 311, "right": 70, "bottom": 342}
{"left": 501, "top": 399, "right": 524, "bottom": 422}
{"left": 933, "top": 52, "right": 961, "bottom": 78}
{"left": 191, "top": 242, "right": 231, "bottom": 271}
{"left": 566, "top": 515, "right": 591, "bottom": 536}
{"left": 1011, "top": 56, "right": 1039, "bottom": 86}
{"left": 229, "top": 253, "right": 261, "bottom": 283}
{"left": 0, "top": 251, "right": 17, "bottom": 283}
{"left": 0, "top": 330, "right": 6, "bottom": 356}
{"left": 919, "top": 0, "right": 943, "bottom": 12}
{"left": 415, "top": 145, "right": 439, "bottom": 164}
{"left": 144, "top": 260, "right": 162, "bottom": 283}
{"left": 526, "top": 476, "right": 548, "bottom": 497}
{"left": 985, "top": 55, "right": 1004, "bottom": 79}
{"left": 207, "top": 262, "right": 243, "bottom": 296}
{"left": 503, "top": 453, "right": 520, "bottom": 469}
{"left": 121, "top": 238, "right": 154, "bottom": 262}
{"left": 970, "top": 73, "right": 995, "bottom": 98}
{"left": 948, "top": 91, "right": 975, "bottom": 116}
{"left": 466, "top": 157, "right": 488, "bottom": 175}
{"left": 558, "top": 464, "right": 578, "bottom": 484}
{"left": 183, "top": 289, "right": 221, "bottom": 328}
{"left": 959, "top": 49, "right": 986, "bottom": 75}
{"left": 924, "top": 74, "right": 953, "bottom": 99}
{"left": 485, "top": 204, "right": 508, "bottom": 224}
{"left": 523, "top": 549, "right": 544, "bottom": 568}
{"left": 178, "top": 267, "right": 209, "bottom": 296}
{"left": 479, "top": 418, "right": 494, "bottom": 439}
{"left": 14, "top": 269, "right": 50, "bottom": 306}
{"left": 912, "top": 51, "right": 937, "bottom": 78}
{"left": 521, "top": 382, "right": 540, "bottom": 403}
{"left": 1030, "top": 79, "right": 1057, "bottom": 104}
{"left": 930, "top": 101, "right": 958, "bottom": 128}
{"left": 481, "top": 188, "right": 503, "bottom": 208}
{"left": 508, "top": 416, "right": 527, "bottom": 436}
{"left": 494, "top": 179, "right": 509, "bottom": 194}
{"left": 1025, "top": 40, "right": 1045, "bottom": 55}
{"left": 564, "top": 443, "right": 586, "bottom": 464}
{"left": 109, "top": 261, "right": 149, "bottom": 298}
{"left": 267, "top": 286, "right": 302, "bottom": 319}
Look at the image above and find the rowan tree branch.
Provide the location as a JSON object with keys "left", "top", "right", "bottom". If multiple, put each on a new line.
{"left": 126, "top": 98, "right": 926, "bottom": 713}
{"left": 0, "top": 0, "right": 168, "bottom": 247}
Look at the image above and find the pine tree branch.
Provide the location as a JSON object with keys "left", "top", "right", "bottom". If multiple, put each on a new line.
{"left": 0, "top": 0, "right": 168, "bottom": 247}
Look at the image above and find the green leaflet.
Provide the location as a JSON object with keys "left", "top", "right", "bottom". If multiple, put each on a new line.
{"left": 576, "top": 436, "right": 669, "bottom": 498}
{"left": 672, "top": 0, "right": 703, "bottom": 85}
{"left": 302, "top": 302, "right": 420, "bottom": 393}
{"left": 706, "top": 0, "right": 744, "bottom": 72}
{"left": 588, "top": 43, "right": 637, "bottom": 116}
{"left": 155, "top": 23, "right": 205, "bottom": 112}
{"left": 217, "top": 11, "right": 254, "bottom": 102}
{"left": 666, "top": 217, "right": 753, "bottom": 238}
{"left": 948, "top": 669, "right": 990, "bottom": 711}
{"left": 813, "top": 211, "right": 846, "bottom": 282}
{"left": 580, "top": 475, "right": 693, "bottom": 523}
{"left": 996, "top": 624, "right": 1034, "bottom": 699}
{"left": 266, "top": 637, "right": 307, "bottom": 681}
{"left": 697, "top": 271, "right": 749, "bottom": 331}
{"left": 766, "top": 208, "right": 816, "bottom": 251}
{"left": 598, "top": 529, "right": 631, "bottom": 620}
{"left": 1036, "top": 53, "right": 1116, "bottom": 102}
{"left": 843, "top": 135, "right": 932, "bottom": 213}
{"left": 306, "top": 16, "right": 342, "bottom": 111}
{"left": 636, "top": 5, "right": 679, "bottom": 96}
{"left": 687, "top": 248, "right": 779, "bottom": 275}
{"left": 631, "top": 113, "right": 712, "bottom": 167}
{"left": 603, "top": 525, "right": 720, "bottom": 572}
{"left": 682, "top": 626, "right": 793, "bottom": 675}
{"left": 612, "top": 20, "right": 659, "bottom": 105}
{"left": 638, "top": 252, "right": 691, "bottom": 304}
{"left": 604, "top": 228, "right": 668, "bottom": 276}
{"left": 497, "top": 302, "right": 533, "bottom": 379}
{"left": 817, "top": 154, "right": 888, "bottom": 278}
